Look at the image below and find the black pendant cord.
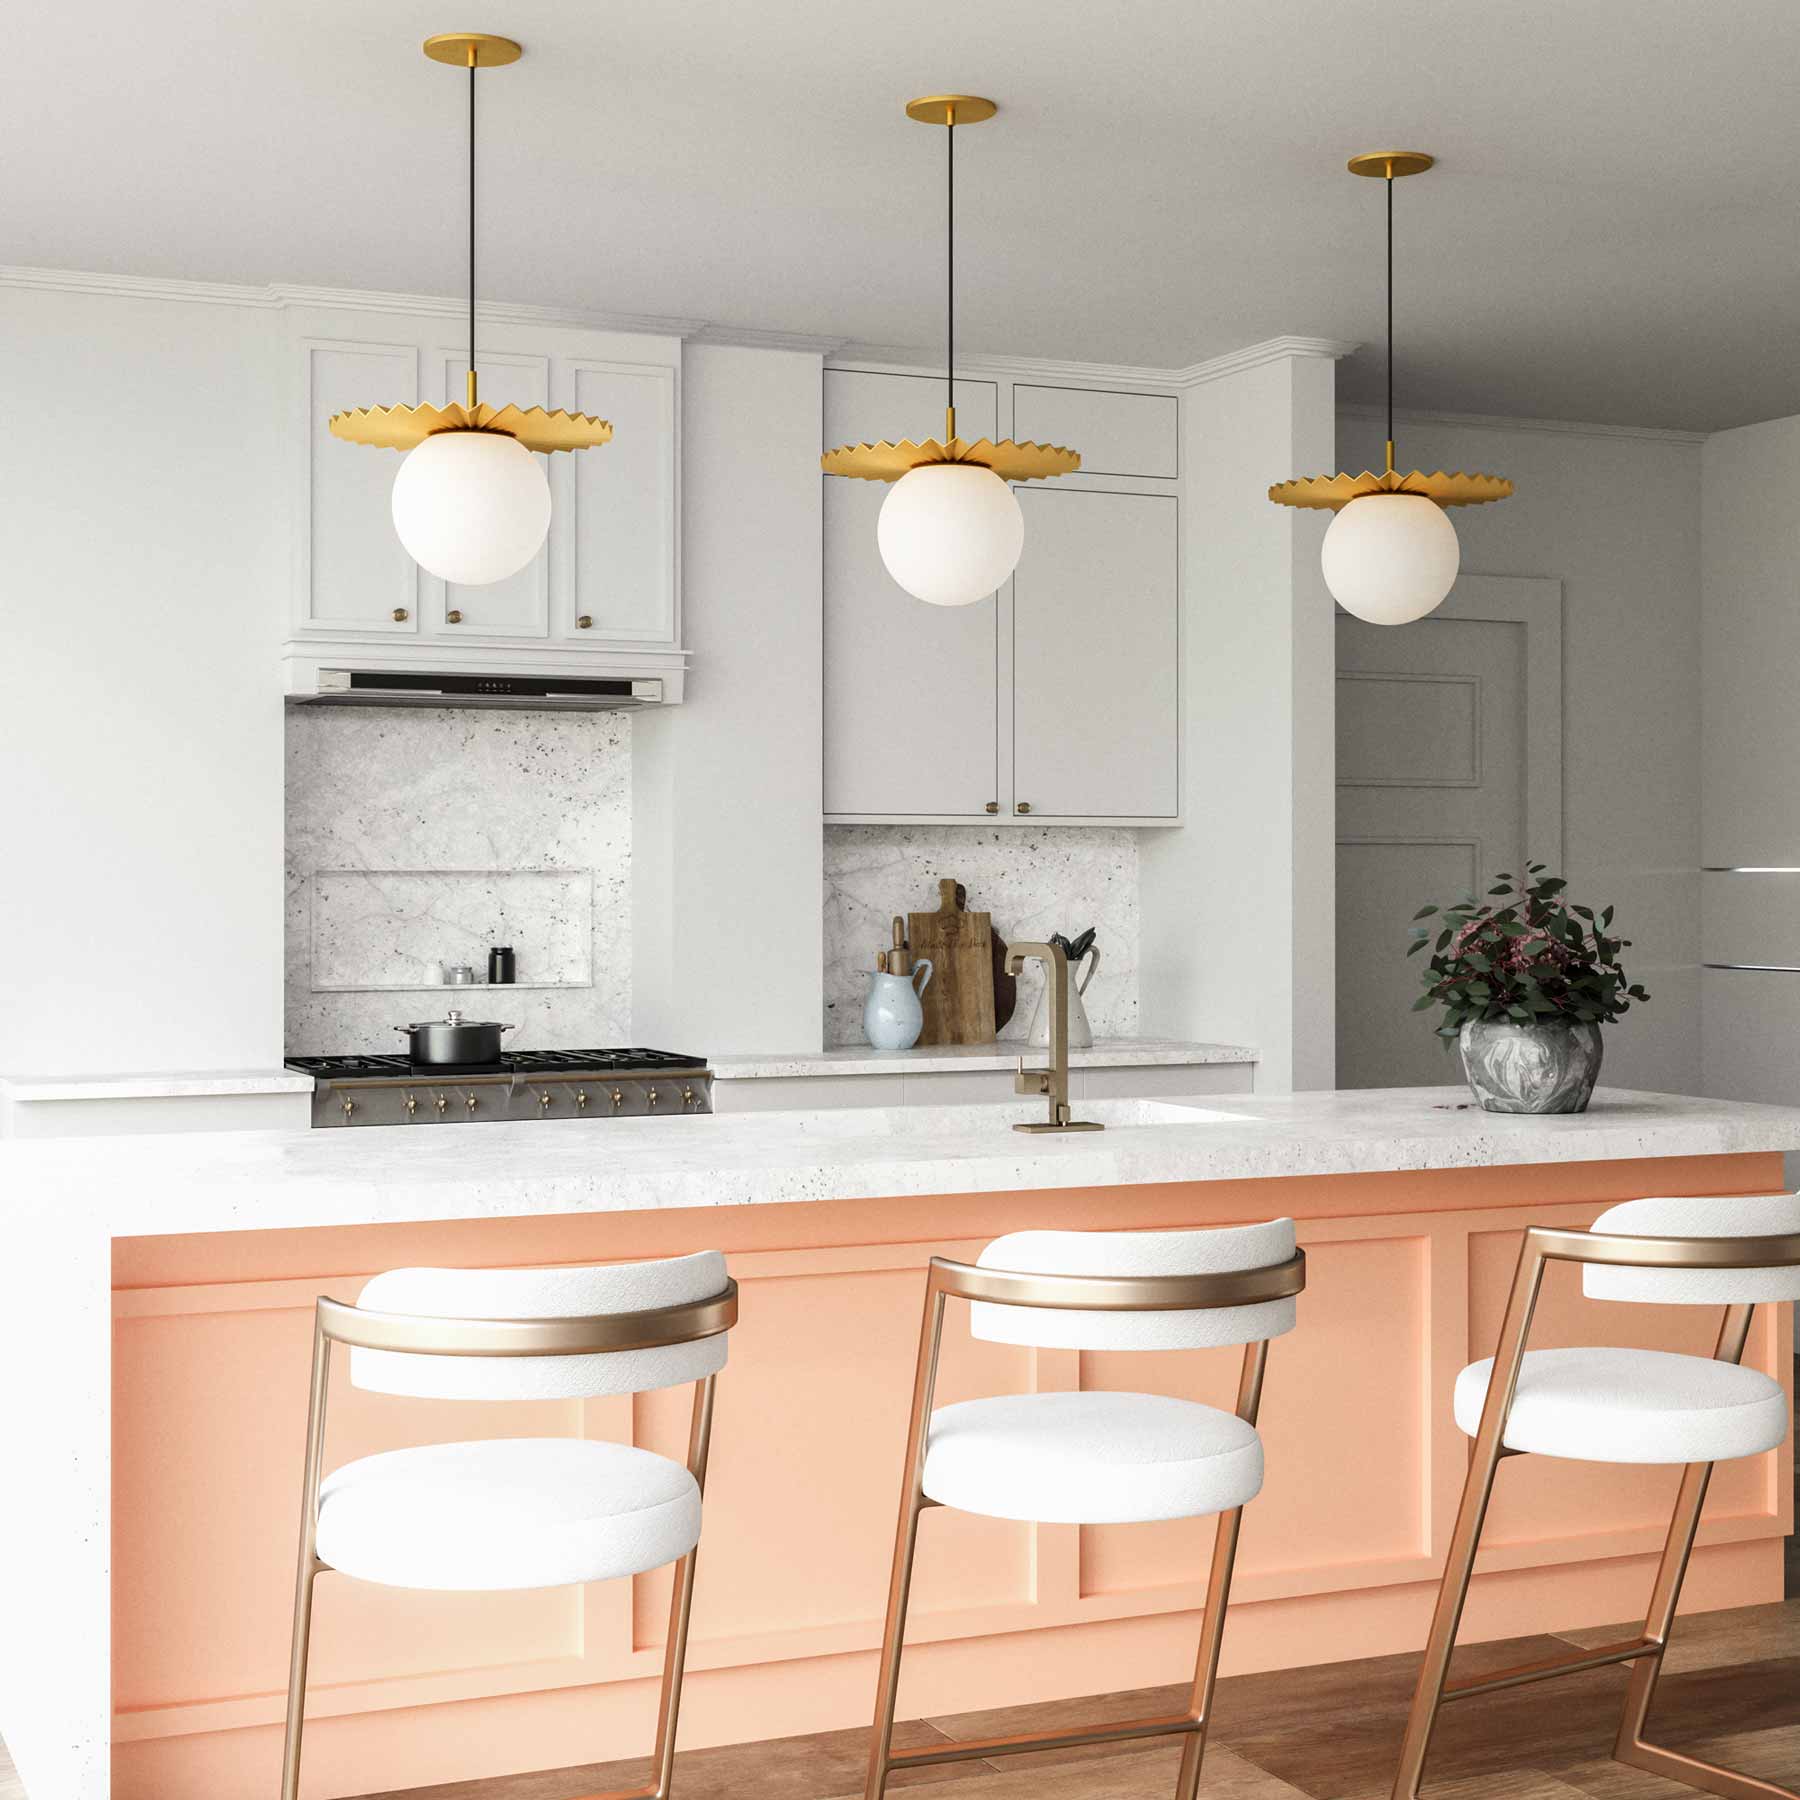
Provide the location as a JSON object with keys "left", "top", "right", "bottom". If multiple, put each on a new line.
{"left": 1385, "top": 164, "right": 1394, "bottom": 473}
{"left": 946, "top": 113, "right": 955, "bottom": 436}
{"left": 460, "top": 55, "right": 468, "bottom": 394}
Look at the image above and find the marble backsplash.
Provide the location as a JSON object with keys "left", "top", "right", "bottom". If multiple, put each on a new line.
{"left": 824, "top": 825, "right": 1140, "bottom": 1048}
{"left": 285, "top": 708, "right": 631, "bottom": 1053}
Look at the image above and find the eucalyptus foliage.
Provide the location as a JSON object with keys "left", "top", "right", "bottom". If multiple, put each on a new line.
{"left": 1409, "top": 865, "right": 1650, "bottom": 1041}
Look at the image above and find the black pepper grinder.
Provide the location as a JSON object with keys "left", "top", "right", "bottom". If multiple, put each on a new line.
{"left": 487, "top": 945, "right": 516, "bottom": 985}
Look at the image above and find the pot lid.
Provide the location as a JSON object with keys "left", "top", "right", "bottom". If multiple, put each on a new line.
{"left": 400, "top": 1011, "right": 510, "bottom": 1030}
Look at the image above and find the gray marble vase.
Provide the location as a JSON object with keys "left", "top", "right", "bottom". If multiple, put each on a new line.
{"left": 1458, "top": 1017, "right": 1604, "bottom": 1114}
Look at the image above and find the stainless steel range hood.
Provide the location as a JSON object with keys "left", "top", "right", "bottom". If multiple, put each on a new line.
{"left": 287, "top": 668, "right": 667, "bottom": 711}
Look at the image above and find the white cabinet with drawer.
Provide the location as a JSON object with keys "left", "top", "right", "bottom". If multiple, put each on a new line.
{"left": 285, "top": 306, "right": 686, "bottom": 696}
{"left": 823, "top": 364, "right": 1181, "bottom": 825}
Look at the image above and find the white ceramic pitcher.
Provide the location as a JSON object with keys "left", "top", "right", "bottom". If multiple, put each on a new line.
{"left": 863, "top": 960, "right": 934, "bottom": 1051}
{"left": 1026, "top": 945, "right": 1099, "bottom": 1050}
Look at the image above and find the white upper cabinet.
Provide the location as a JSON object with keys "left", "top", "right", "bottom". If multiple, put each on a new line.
{"left": 823, "top": 366, "right": 1181, "bottom": 825}
{"left": 298, "top": 338, "right": 421, "bottom": 635}
{"left": 1012, "top": 488, "right": 1179, "bottom": 819}
{"left": 286, "top": 305, "right": 684, "bottom": 691}
{"left": 823, "top": 369, "right": 1003, "bottom": 818}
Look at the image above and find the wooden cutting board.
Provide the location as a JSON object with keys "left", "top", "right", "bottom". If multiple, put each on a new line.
{"left": 908, "top": 878, "right": 997, "bottom": 1045}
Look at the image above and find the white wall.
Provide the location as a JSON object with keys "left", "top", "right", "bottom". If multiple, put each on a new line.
{"left": 632, "top": 343, "right": 824, "bottom": 1055}
{"left": 0, "top": 287, "right": 287, "bottom": 1076}
{"left": 1140, "top": 351, "right": 1337, "bottom": 1091}
{"left": 1339, "top": 411, "right": 1704, "bottom": 1096}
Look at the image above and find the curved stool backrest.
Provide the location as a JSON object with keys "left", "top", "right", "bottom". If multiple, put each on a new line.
{"left": 970, "top": 1220, "right": 1300, "bottom": 1350}
{"left": 1583, "top": 1194, "right": 1800, "bottom": 1306}
{"left": 341, "top": 1250, "right": 734, "bottom": 1400}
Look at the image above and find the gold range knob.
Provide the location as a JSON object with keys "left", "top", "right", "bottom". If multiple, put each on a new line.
{"left": 340, "top": 1095, "right": 355, "bottom": 1120}
{"left": 576, "top": 614, "right": 593, "bottom": 630}
{"left": 392, "top": 607, "right": 409, "bottom": 622}
{"left": 538, "top": 1089, "right": 554, "bottom": 1111}
{"left": 610, "top": 1087, "right": 624, "bottom": 1112}
{"left": 434, "top": 1092, "right": 449, "bottom": 1114}
{"left": 575, "top": 1088, "right": 588, "bottom": 1111}
{"left": 446, "top": 608, "right": 463, "bottom": 624}
{"left": 464, "top": 1091, "right": 478, "bottom": 1113}
{"left": 681, "top": 1084, "right": 696, "bottom": 1110}
{"left": 647, "top": 1086, "right": 661, "bottom": 1109}
{"left": 404, "top": 1092, "right": 417, "bottom": 1117}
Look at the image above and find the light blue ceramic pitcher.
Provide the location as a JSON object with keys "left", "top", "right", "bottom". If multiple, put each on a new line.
{"left": 863, "top": 959, "right": 933, "bottom": 1051}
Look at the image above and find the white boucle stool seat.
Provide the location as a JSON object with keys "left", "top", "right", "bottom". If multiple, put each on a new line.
{"left": 922, "top": 1390, "right": 1264, "bottom": 1524}
{"left": 316, "top": 1437, "right": 701, "bottom": 1591}
{"left": 1453, "top": 1346, "right": 1788, "bottom": 1465}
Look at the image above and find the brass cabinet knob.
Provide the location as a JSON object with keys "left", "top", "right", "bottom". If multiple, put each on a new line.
{"left": 576, "top": 614, "right": 593, "bottom": 630}
{"left": 446, "top": 608, "right": 463, "bottom": 624}
{"left": 1016, "top": 801, "right": 1032, "bottom": 815}
{"left": 984, "top": 801, "right": 1000, "bottom": 814}
{"left": 392, "top": 607, "right": 409, "bottom": 623}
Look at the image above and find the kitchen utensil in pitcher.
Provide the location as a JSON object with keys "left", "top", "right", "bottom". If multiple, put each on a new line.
{"left": 1027, "top": 943, "right": 1098, "bottom": 1050}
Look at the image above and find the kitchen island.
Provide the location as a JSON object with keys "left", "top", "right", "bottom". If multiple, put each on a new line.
{"left": 4, "top": 1086, "right": 1797, "bottom": 1800}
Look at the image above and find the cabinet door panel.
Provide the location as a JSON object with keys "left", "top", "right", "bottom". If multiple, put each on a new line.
{"left": 823, "top": 370, "right": 1000, "bottom": 817}
{"left": 565, "top": 362, "right": 677, "bottom": 644}
{"left": 1012, "top": 384, "right": 1178, "bottom": 479}
{"left": 430, "top": 352, "right": 551, "bottom": 638}
{"left": 301, "top": 341, "right": 419, "bottom": 633}
{"left": 1012, "top": 488, "right": 1178, "bottom": 819}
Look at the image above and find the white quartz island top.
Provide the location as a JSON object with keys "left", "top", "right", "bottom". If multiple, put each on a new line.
{"left": 710, "top": 1038, "right": 1257, "bottom": 1079}
{"left": 6, "top": 1086, "right": 1799, "bottom": 1241}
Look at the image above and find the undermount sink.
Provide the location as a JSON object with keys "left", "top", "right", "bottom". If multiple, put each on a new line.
{"left": 757, "top": 1097, "right": 1252, "bottom": 1138}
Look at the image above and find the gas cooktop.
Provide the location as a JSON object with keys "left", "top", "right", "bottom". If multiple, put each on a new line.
{"left": 283, "top": 1048, "right": 713, "bottom": 1127}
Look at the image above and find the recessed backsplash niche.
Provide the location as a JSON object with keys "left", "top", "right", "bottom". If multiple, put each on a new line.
{"left": 824, "top": 825, "right": 1141, "bottom": 1048}
{"left": 285, "top": 708, "right": 631, "bottom": 1053}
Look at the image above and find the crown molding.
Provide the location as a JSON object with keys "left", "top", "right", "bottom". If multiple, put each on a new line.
{"left": 1337, "top": 400, "right": 1707, "bottom": 447}
{"left": 0, "top": 265, "right": 708, "bottom": 339}
{"left": 829, "top": 340, "right": 1192, "bottom": 390}
{"left": 690, "top": 323, "right": 848, "bottom": 355}
{"left": 1171, "top": 335, "right": 1359, "bottom": 389}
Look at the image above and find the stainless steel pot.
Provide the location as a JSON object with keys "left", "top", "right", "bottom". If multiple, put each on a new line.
{"left": 396, "top": 1010, "right": 513, "bottom": 1065}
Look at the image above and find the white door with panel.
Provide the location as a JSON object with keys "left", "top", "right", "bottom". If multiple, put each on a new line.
{"left": 823, "top": 369, "right": 1002, "bottom": 818}
{"left": 1011, "top": 488, "right": 1178, "bottom": 820}
{"left": 1335, "top": 576, "right": 1563, "bottom": 1090}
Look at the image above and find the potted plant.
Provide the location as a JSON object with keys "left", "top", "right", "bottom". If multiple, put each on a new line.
{"left": 1409, "top": 865, "right": 1649, "bottom": 1114}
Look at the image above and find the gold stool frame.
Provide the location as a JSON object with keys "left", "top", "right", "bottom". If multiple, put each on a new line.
{"left": 865, "top": 1249, "right": 1308, "bottom": 1800}
{"left": 280, "top": 1280, "right": 739, "bottom": 1800}
{"left": 1392, "top": 1225, "right": 1800, "bottom": 1800}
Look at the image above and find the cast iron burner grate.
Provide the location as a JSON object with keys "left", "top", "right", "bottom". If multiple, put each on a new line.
{"left": 286, "top": 1048, "right": 708, "bottom": 1080}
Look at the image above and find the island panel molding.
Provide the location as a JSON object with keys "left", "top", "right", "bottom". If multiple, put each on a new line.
{"left": 100, "top": 1150, "right": 1792, "bottom": 1800}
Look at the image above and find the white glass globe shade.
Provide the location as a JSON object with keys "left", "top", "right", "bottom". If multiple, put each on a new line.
{"left": 1320, "top": 492, "right": 1460, "bottom": 625}
{"left": 876, "top": 462, "right": 1024, "bottom": 607}
{"left": 391, "top": 430, "right": 550, "bottom": 586}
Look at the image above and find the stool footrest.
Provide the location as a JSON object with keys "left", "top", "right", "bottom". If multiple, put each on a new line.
{"left": 1443, "top": 1636, "right": 1660, "bottom": 1702}
{"left": 888, "top": 1710, "right": 1202, "bottom": 1767}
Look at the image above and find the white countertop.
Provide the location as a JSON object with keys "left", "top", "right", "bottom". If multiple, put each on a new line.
{"left": 0, "top": 1067, "right": 315, "bottom": 1102}
{"left": 4, "top": 1087, "right": 1797, "bottom": 1241}
{"left": 710, "top": 1038, "right": 1257, "bottom": 1079}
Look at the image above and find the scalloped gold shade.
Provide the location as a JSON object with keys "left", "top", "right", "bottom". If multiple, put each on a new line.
{"left": 330, "top": 399, "right": 613, "bottom": 455}
{"left": 820, "top": 435, "right": 1080, "bottom": 483}
{"left": 1268, "top": 467, "right": 1514, "bottom": 513}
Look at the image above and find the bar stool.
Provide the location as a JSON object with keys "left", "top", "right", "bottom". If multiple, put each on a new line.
{"left": 279, "top": 1251, "right": 738, "bottom": 1800}
{"left": 1392, "top": 1194, "right": 1800, "bottom": 1800}
{"left": 865, "top": 1220, "right": 1307, "bottom": 1800}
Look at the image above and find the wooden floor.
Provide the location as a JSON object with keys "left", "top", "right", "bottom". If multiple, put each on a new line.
{"left": 334, "top": 1596, "right": 1800, "bottom": 1800}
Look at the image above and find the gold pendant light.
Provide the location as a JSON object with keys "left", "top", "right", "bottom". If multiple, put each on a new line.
{"left": 1270, "top": 151, "right": 1512, "bottom": 626}
{"left": 330, "top": 33, "right": 613, "bottom": 587}
{"left": 822, "top": 96, "right": 1080, "bottom": 607}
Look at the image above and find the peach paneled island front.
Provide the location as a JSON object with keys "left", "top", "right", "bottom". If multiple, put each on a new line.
{"left": 2, "top": 1087, "right": 1797, "bottom": 1800}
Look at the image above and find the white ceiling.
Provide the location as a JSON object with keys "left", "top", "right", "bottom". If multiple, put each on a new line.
{"left": 12, "top": 0, "right": 1800, "bottom": 431}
